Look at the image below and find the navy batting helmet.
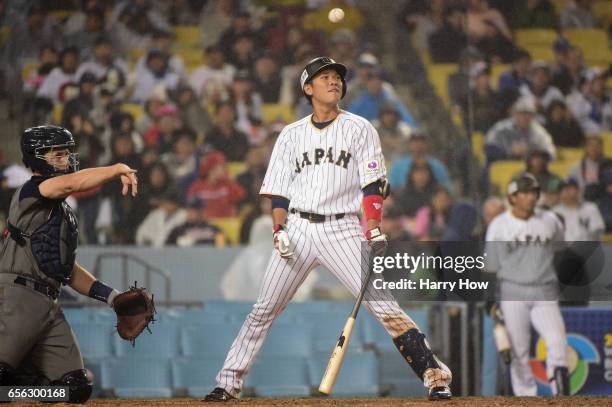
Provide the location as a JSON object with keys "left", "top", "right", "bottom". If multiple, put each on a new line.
{"left": 21, "top": 125, "right": 79, "bottom": 177}
{"left": 300, "top": 57, "right": 347, "bottom": 100}
{"left": 507, "top": 173, "right": 540, "bottom": 197}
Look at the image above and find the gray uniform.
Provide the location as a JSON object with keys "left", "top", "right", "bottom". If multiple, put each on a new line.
{"left": 0, "top": 176, "right": 83, "bottom": 382}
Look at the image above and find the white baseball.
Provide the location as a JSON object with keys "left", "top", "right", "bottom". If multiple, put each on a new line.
{"left": 328, "top": 8, "right": 345, "bottom": 23}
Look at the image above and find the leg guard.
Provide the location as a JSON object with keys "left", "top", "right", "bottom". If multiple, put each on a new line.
{"left": 0, "top": 362, "right": 15, "bottom": 386}
{"left": 51, "top": 369, "right": 92, "bottom": 404}
{"left": 393, "top": 328, "right": 441, "bottom": 379}
{"left": 550, "top": 367, "right": 570, "bottom": 396}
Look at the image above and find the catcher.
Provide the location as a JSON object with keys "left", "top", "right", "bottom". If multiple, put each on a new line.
{"left": 0, "top": 126, "right": 154, "bottom": 403}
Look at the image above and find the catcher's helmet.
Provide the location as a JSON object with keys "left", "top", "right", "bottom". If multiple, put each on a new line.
{"left": 21, "top": 125, "right": 79, "bottom": 177}
{"left": 300, "top": 57, "right": 347, "bottom": 100}
{"left": 507, "top": 173, "right": 540, "bottom": 197}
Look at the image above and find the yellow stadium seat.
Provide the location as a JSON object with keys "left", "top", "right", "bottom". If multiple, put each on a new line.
{"left": 557, "top": 147, "right": 583, "bottom": 163}
{"left": 121, "top": 103, "right": 145, "bottom": 122}
{"left": 227, "top": 162, "right": 247, "bottom": 179}
{"left": 564, "top": 29, "right": 609, "bottom": 65}
{"left": 50, "top": 10, "right": 74, "bottom": 20}
{"left": 515, "top": 29, "right": 557, "bottom": 49}
{"left": 175, "top": 48, "right": 203, "bottom": 68}
{"left": 527, "top": 46, "right": 554, "bottom": 63}
{"left": 603, "top": 234, "right": 612, "bottom": 243}
{"left": 426, "top": 64, "right": 456, "bottom": 107}
{"left": 551, "top": 0, "right": 572, "bottom": 14}
{"left": 490, "top": 160, "right": 524, "bottom": 195}
{"left": 549, "top": 160, "right": 574, "bottom": 177}
{"left": 22, "top": 61, "right": 39, "bottom": 81}
{"left": 472, "top": 132, "right": 485, "bottom": 164}
{"left": 602, "top": 132, "right": 612, "bottom": 157}
{"left": 490, "top": 64, "right": 509, "bottom": 90}
{"left": 593, "top": 1, "right": 612, "bottom": 24}
{"left": 174, "top": 26, "right": 201, "bottom": 49}
{"left": 128, "top": 48, "right": 145, "bottom": 64}
{"left": 53, "top": 104, "right": 63, "bottom": 125}
{"left": 209, "top": 217, "right": 242, "bottom": 245}
{"left": 261, "top": 103, "right": 295, "bottom": 124}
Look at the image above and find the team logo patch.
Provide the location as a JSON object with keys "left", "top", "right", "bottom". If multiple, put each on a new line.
{"left": 373, "top": 203, "right": 382, "bottom": 210}
{"left": 365, "top": 160, "right": 380, "bottom": 176}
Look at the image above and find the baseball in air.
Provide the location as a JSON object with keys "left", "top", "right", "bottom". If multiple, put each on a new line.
{"left": 328, "top": 8, "right": 345, "bottom": 23}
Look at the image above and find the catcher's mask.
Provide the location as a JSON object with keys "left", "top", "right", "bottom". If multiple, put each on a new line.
{"left": 300, "top": 56, "right": 347, "bottom": 102}
{"left": 21, "top": 126, "right": 79, "bottom": 177}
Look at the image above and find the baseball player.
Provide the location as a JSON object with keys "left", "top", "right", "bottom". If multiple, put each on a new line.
{"left": 0, "top": 126, "right": 138, "bottom": 402}
{"left": 485, "top": 173, "right": 569, "bottom": 396}
{"left": 205, "top": 57, "right": 452, "bottom": 401}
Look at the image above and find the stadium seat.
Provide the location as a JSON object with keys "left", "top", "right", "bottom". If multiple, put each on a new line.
{"left": 564, "top": 29, "right": 609, "bottom": 65}
{"left": 101, "top": 358, "right": 172, "bottom": 398}
{"left": 308, "top": 314, "right": 363, "bottom": 352}
{"left": 172, "top": 356, "right": 226, "bottom": 397}
{"left": 208, "top": 217, "right": 242, "bottom": 245}
{"left": 549, "top": 160, "right": 574, "bottom": 178}
{"left": 244, "top": 356, "right": 311, "bottom": 397}
{"left": 490, "top": 64, "right": 509, "bottom": 90}
{"left": 557, "top": 147, "right": 583, "bottom": 164}
{"left": 53, "top": 104, "right": 63, "bottom": 125}
{"left": 181, "top": 322, "right": 243, "bottom": 356}
{"left": 551, "top": 0, "right": 571, "bottom": 14}
{"left": 378, "top": 351, "right": 426, "bottom": 397}
{"left": 71, "top": 322, "right": 114, "bottom": 359}
{"left": 602, "top": 132, "right": 612, "bottom": 157}
{"left": 526, "top": 46, "right": 554, "bottom": 63}
{"left": 261, "top": 103, "right": 295, "bottom": 124}
{"left": 515, "top": 29, "right": 557, "bottom": 50}
{"left": 21, "top": 61, "right": 39, "bottom": 81}
{"left": 173, "top": 26, "right": 201, "bottom": 49}
{"left": 308, "top": 351, "right": 380, "bottom": 397}
{"left": 161, "top": 307, "right": 230, "bottom": 324}
{"left": 260, "top": 322, "right": 313, "bottom": 356}
{"left": 593, "top": 1, "right": 612, "bottom": 24}
{"left": 121, "top": 104, "right": 144, "bottom": 122}
{"left": 63, "top": 308, "right": 93, "bottom": 324}
{"left": 114, "top": 322, "right": 179, "bottom": 357}
{"left": 227, "top": 161, "right": 247, "bottom": 178}
{"left": 471, "top": 132, "right": 485, "bottom": 164}
{"left": 489, "top": 160, "right": 524, "bottom": 195}
{"left": 426, "top": 64, "right": 456, "bottom": 107}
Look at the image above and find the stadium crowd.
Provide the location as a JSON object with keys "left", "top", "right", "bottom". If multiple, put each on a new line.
{"left": 0, "top": 0, "right": 611, "bottom": 248}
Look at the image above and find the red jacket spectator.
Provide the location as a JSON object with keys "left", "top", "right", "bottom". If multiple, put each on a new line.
{"left": 187, "top": 152, "right": 246, "bottom": 218}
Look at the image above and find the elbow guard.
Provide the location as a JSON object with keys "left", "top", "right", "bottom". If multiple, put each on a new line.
{"left": 362, "top": 178, "right": 390, "bottom": 199}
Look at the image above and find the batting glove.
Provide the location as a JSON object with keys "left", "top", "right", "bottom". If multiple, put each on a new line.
{"left": 365, "top": 226, "right": 388, "bottom": 257}
{"left": 273, "top": 224, "right": 293, "bottom": 259}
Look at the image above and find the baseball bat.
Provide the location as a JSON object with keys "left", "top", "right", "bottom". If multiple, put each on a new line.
{"left": 319, "top": 265, "right": 375, "bottom": 395}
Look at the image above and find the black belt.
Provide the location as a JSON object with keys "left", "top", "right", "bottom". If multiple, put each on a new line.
{"left": 14, "top": 277, "right": 59, "bottom": 300}
{"left": 291, "top": 209, "right": 345, "bottom": 223}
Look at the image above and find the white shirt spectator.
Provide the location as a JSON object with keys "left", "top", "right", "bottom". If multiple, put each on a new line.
{"left": 36, "top": 67, "right": 79, "bottom": 102}
{"left": 77, "top": 58, "right": 129, "bottom": 83}
{"left": 553, "top": 201, "right": 604, "bottom": 240}
{"left": 566, "top": 90, "right": 612, "bottom": 134}
{"left": 519, "top": 83, "right": 564, "bottom": 116}
{"left": 131, "top": 68, "right": 180, "bottom": 103}
{"left": 136, "top": 207, "right": 187, "bottom": 247}
{"left": 189, "top": 63, "right": 235, "bottom": 99}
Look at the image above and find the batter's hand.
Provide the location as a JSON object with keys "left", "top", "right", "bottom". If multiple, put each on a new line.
{"left": 273, "top": 224, "right": 293, "bottom": 259}
{"left": 366, "top": 227, "right": 388, "bottom": 256}
{"left": 114, "top": 163, "right": 138, "bottom": 197}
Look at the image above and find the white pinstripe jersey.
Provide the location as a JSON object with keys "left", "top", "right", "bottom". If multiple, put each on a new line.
{"left": 260, "top": 110, "right": 385, "bottom": 215}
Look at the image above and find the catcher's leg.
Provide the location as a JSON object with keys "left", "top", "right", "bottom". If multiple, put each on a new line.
{"left": 500, "top": 301, "right": 537, "bottom": 396}
{"left": 213, "top": 217, "right": 317, "bottom": 398}
{"left": 314, "top": 218, "right": 451, "bottom": 399}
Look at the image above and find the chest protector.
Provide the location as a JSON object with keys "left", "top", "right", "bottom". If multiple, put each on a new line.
{"left": 28, "top": 201, "right": 79, "bottom": 284}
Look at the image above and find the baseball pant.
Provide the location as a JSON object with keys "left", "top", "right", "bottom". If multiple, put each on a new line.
{"left": 215, "top": 214, "right": 423, "bottom": 397}
{"left": 500, "top": 300, "right": 567, "bottom": 396}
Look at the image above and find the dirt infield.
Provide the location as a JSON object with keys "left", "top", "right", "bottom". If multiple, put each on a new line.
{"left": 10, "top": 397, "right": 612, "bottom": 407}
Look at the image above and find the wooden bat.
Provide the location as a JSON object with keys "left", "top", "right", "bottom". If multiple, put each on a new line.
{"left": 319, "top": 266, "right": 375, "bottom": 395}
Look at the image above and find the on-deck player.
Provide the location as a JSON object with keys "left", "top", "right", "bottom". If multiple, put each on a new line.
{"left": 0, "top": 126, "right": 138, "bottom": 402}
{"left": 205, "top": 57, "right": 452, "bottom": 402}
{"left": 485, "top": 173, "right": 569, "bottom": 396}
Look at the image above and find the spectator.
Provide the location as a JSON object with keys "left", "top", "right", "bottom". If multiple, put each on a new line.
{"left": 513, "top": 0, "right": 558, "bottom": 29}
{"left": 389, "top": 132, "right": 452, "bottom": 190}
{"left": 136, "top": 92, "right": 166, "bottom": 134}
{"left": 484, "top": 96, "right": 556, "bottom": 164}
{"left": 166, "top": 0, "right": 202, "bottom": 25}
{"left": 36, "top": 47, "right": 80, "bottom": 103}
{"left": 395, "top": 159, "right": 438, "bottom": 217}
{"left": 382, "top": 206, "right": 412, "bottom": 241}
{"left": 466, "top": 0, "right": 512, "bottom": 43}
{"left": 239, "top": 197, "right": 273, "bottom": 245}
{"left": 544, "top": 99, "right": 585, "bottom": 147}
{"left": 236, "top": 145, "right": 269, "bottom": 207}
{"left": 143, "top": 103, "right": 182, "bottom": 153}
{"left": 198, "top": 0, "right": 234, "bottom": 48}
{"left": 566, "top": 68, "right": 612, "bottom": 134}
{"left": 517, "top": 149, "right": 562, "bottom": 195}
{"left": 473, "top": 19, "right": 516, "bottom": 63}
{"left": 174, "top": 84, "right": 213, "bottom": 135}
{"left": 498, "top": 49, "right": 531, "bottom": 94}
{"left": 136, "top": 188, "right": 187, "bottom": 247}
{"left": 161, "top": 129, "right": 198, "bottom": 186}
{"left": 131, "top": 48, "right": 181, "bottom": 103}
{"left": 399, "top": 0, "right": 446, "bottom": 53}
{"left": 373, "top": 102, "right": 413, "bottom": 162}
{"left": 568, "top": 134, "right": 610, "bottom": 194}
{"left": 189, "top": 44, "right": 235, "bottom": 102}
{"left": 219, "top": 11, "right": 258, "bottom": 61}
{"left": 111, "top": 0, "right": 170, "bottom": 54}
{"left": 227, "top": 33, "right": 257, "bottom": 72}
{"left": 348, "top": 67, "right": 416, "bottom": 126}
{"left": 344, "top": 53, "right": 398, "bottom": 108}
{"left": 62, "top": 72, "right": 98, "bottom": 126}
{"left": 596, "top": 166, "right": 612, "bottom": 232}
{"left": 552, "top": 45, "right": 584, "bottom": 96}
{"left": 99, "top": 111, "right": 144, "bottom": 166}
{"left": 231, "top": 70, "right": 264, "bottom": 145}
{"left": 553, "top": 178, "right": 605, "bottom": 240}
{"left": 205, "top": 102, "right": 250, "bottom": 161}
{"left": 23, "top": 45, "right": 58, "bottom": 97}
{"left": 187, "top": 151, "right": 247, "bottom": 219}
{"left": 540, "top": 176, "right": 562, "bottom": 209}
{"left": 64, "top": 0, "right": 111, "bottom": 35}
{"left": 458, "top": 62, "right": 502, "bottom": 133}
{"left": 519, "top": 61, "right": 564, "bottom": 119}
{"left": 428, "top": 6, "right": 468, "bottom": 64}
{"left": 166, "top": 200, "right": 226, "bottom": 246}
{"left": 76, "top": 36, "right": 128, "bottom": 90}
{"left": 448, "top": 46, "right": 484, "bottom": 108}
{"left": 560, "top": 0, "right": 598, "bottom": 29}
{"left": 413, "top": 186, "right": 453, "bottom": 241}
{"left": 135, "top": 29, "right": 187, "bottom": 81}
{"left": 441, "top": 201, "right": 479, "bottom": 241}
{"left": 479, "top": 196, "right": 505, "bottom": 239}
{"left": 253, "top": 53, "right": 282, "bottom": 103}
{"left": 63, "top": 7, "right": 109, "bottom": 60}
{"left": 328, "top": 29, "right": 358, "bottom": 75}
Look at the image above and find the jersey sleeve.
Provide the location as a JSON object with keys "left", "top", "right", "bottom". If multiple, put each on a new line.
{"left": 259, "top": 129, "right": 295, "bottom": 198}
{"left": 354, "top": 120, "right": 386, "bottom": 188}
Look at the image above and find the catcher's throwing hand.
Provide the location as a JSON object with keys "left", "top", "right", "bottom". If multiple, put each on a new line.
{"left": 366, "top": 226, "right": 388, "bottom": 257}
{"left": 112, "top": 282, "right": 156, "bottom": 344}
{"left": 114, "top": 163, "right": 138, "bottom": 197}
{"left": 273, "top": 224, "right": 293, "bottom": 259}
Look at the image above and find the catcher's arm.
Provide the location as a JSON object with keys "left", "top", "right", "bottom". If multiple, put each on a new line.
{"left": 70, "top": 262, "right": 120, "bottom": 305}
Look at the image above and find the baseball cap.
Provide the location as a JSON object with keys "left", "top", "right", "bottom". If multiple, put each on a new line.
{"left": 79, "top": 71, "right": 97, "bottom": 84}
{"left": 357, "top": 52, "right": 379, "bottom": 67}
{"left": 531, "top": 60, "right": 550, "bottom": 72}
{"left": 513, "top": 96, "right": 537, "bottom": 113}
{"left": 199, "top": 151, "right": 227, "bottom": 176}
{"left": 508, "top": 173, "right": 540, "bottom": 195}
{"left": 553, "top": 36, "right": 571, "bottom": 52}
{"left": 585, "top": 67, "right": 607, "bottom": 82}
{"left": 558, "top": 178, "right": 579, "bottom": 190}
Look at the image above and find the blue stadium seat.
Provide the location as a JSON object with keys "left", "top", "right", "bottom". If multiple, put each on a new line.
{"left": 362, "top": 308, "right": 429, "bottom": 352}
{"left": 259, "top": 322, "right": 313, "bottom": 357}
{"left": 244, "top": 356, "right": 310, "bottom": 397}
{"left": 114, "top": 322, "right": 179, "bottom": 357}
{"left": 172, "top": 356, "right": 226, "bottom": 397}
{"left": 309, "top": 315, "right": 364, "bottom": 352}
{"left": 378, "top": 351, "right": 427, "bottom": 397}
{"left": 159, "top": 308, "right": 230, "bottom": 324}
{"left": 92, "top": 309, "right": 115, "bottom": 323}
{"left": 101, "top": 358, "right": 172, "bottom": 398}
{"left": 63, "top": 308, "right": 93, "bottom": 324}
{"left": 71, "top": 323, "right": 114, "bottom": 359}
{"left": 308, "top": 351, "right": 380, "bottom": 397}
{"left": 204, "top": 300, "right": 253, "bottom": 321}
{"left": 182, "top": 322, "right": 243, "bottom": 356}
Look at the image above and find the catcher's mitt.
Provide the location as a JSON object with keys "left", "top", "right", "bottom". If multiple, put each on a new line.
{"left": 113, "top": 282, "right": 156, "bottom": 345}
